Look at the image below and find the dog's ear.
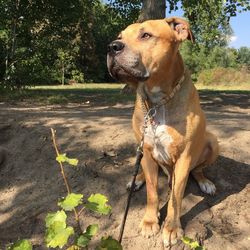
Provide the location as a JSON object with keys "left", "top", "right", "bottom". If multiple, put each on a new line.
{"left": 165, "top": 17, "right": 194, "bottom": 43}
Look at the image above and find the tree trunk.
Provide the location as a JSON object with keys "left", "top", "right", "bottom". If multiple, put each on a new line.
{"left": 4, "top": 0, "right": 20, "bottom": 81}
{"left": 61, "top": 63, "right": 65, "bottom": 85}
{"left": 121, "top": 0, "right": 166, "bottom": 95}
{"left": 138, "top": 0, "right": 166, "bottom": 22}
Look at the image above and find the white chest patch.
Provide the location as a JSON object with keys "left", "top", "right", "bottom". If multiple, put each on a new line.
{"left": 143, "top": 106, "right": 173, "bottom": 164}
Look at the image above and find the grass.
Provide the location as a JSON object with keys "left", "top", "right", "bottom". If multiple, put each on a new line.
{"left": 0, "top": 83, "right": 249, "bottom": 105}
{"left": 0, "top": 83, "right": 133, "bottom": 105}
{"left": 196, "top": 83, "right": 250, "bottom": 91}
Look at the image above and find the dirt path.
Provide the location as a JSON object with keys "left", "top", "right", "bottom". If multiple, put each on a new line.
{"left": 0, "top": 91, "right": 249, "bottom": 249}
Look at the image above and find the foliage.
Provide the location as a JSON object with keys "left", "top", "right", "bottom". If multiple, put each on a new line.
{"left": 56, "top": 153, "right": 79, "bottom": 166}
{"left": 7, "top": 239, "right": 32, "bottom": 250}
{"left": 197, "top": 66, "right": 250, "bottom": 86}
{"left": 77, "top": 224, "right": 99, "bottom": 247}
{"left": 237, "top": 46, "right": 250, "bottom": 66}
{"left": 85, "top": 194, "right": 112, "bottom": 215}
{"left": 96, "top": 236, "right": 123, "bottom": 250}
{"left": 45, "top": 210, "right": 74, "bottom": 248}
{"left": 58, "top": 193, "right": 83, "bottom": 211}
{"left": 181, "top": 236, "right": 205, "bottom": 250}
{"left": 180, "top": 42, "right": 250, "bottom": 82}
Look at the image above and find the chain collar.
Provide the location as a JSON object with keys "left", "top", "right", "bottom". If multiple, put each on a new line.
{"left": 137, "top": 71, "right": 186, "bottom": 118}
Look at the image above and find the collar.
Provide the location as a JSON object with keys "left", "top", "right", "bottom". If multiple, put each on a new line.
{"left": 137, "top": 70, "right": 186, "bottom": 115}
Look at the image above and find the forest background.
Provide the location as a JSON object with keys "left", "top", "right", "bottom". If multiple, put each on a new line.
{"left": 0, "top": 0, "right": 250, "bottom": 89}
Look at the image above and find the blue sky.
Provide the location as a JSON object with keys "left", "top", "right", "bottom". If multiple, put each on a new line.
{"left": 168, "top": 7, "right": 250, "bottom": 49}
{"left": 229, "top": 11, "right": 250, "bottom": 48}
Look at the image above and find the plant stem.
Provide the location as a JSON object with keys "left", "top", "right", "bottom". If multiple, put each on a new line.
{"left": 51, "top": 128, "right": 71, "bottom": 194}
{"left": 50, "top": 128, "right": 79, "bottom": 222}
{"left": 77, "top": 206, "right": 85, "bottom": 217}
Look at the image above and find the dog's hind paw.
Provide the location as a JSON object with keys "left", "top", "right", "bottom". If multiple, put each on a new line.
{"left": 198, "top": 179, "right": 216, "bottom": 195}
{"left": 126, "top": 180, "right": 144, "bottom": 191}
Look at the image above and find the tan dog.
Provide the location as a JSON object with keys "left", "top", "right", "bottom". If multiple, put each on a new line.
{"left": 107, "top": 17, "right": 219, "bottom": 247}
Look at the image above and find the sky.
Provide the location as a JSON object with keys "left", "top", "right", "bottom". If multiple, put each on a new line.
{"left": 229, "top": 11, "right": 250, "bottom": 48}
{"left": 168, "top": 6, "right": 250, "bottom": 49}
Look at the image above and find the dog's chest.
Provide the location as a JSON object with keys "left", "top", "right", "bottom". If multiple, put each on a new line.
{"left": 144, "top": 106, "right": 173, "bottom": 164}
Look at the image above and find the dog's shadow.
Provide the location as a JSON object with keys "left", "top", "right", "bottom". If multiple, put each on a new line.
{"left": 158, "top": 155, "right": 250, "bottom": 233}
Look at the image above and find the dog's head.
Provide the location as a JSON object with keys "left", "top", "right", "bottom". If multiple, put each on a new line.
{"left": 107, "top": 17, "right": 193, "bottom": 87}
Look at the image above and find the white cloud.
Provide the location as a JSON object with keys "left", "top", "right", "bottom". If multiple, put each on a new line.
{"left": 229, "top": 35, "right": 238, "bottom": 43}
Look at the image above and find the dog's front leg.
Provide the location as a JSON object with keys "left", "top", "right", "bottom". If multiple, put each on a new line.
{"left": 140, "top": 145, "right": 160, "bottom": 237}
{"left": 162, "top": 154, "right": 191, "bottom": 247}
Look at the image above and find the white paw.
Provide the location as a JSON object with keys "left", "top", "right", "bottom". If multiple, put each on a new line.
{"left": 198, "top": 179, "right": 216, "bottom": 195}
{"left": 162, "top": 225, "right": 183, "bottom": 248}
{"left": 163, "top": 238, "right": 178, "bottom": 247}
{"left": 126, "top": 180, "right": 144, "bottom": 191}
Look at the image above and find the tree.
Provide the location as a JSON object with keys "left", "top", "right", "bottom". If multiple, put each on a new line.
{"left": 138, "top": 0, "right": 166, "bottom": 21}
{"left": 237, "top": 47, "right": 250, "bottom": 66}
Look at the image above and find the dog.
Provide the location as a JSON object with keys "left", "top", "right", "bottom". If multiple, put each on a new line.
{"left": 107, "top": 17, "right": 219, "bottom": 247}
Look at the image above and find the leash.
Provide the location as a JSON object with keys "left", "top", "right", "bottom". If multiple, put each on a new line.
{"left": 118, "top": 71, "right": 186, "bottom": 243}
{"left": 118, "top": 108, "right": 156, "bottom": 244}
{"left": 118, "top": 145, "right": 143, "bottom": 243}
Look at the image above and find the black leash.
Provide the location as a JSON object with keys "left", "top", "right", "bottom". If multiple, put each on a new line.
{"left": 118, "top": 107, "right": 157, "bottom": 244}
{"left": 118, "top": 145, "right": 143, "bottom": 244}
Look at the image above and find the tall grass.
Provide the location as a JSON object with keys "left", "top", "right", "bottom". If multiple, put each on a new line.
{"left": 197, "top": 66, "right": 250, "bottom": 87}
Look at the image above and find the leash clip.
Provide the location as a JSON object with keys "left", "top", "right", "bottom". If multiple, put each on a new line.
{"left": 146, "top": 107, "right": 157, "bottom": 120}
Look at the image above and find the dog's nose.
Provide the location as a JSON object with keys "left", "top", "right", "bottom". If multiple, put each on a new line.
{"left": 107, "top": 41, "right": 125, "bottom": 54}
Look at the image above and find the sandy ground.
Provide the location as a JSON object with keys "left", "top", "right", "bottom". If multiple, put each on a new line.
{"left": 0, "top": 91, "right": 249, "bottom": 250}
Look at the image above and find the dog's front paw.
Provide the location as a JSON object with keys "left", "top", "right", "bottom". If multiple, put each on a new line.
{"left": 162, "top": 221, "right": 183, "bottom": 248}
{"left": 140, "top": 217, "right": 160, "bottom": 238}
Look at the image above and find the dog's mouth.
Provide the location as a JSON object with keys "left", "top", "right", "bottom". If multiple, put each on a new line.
{"left": 107, "top": 55, "right": 149, "bottom": 83}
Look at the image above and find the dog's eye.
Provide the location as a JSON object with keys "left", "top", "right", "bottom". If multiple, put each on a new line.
{"left": 141, "top": 32, "right": 152, "bottom": 39}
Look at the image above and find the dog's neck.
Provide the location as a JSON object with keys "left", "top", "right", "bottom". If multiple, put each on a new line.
{"left": 138, "top": 52, "right": 185, "bottom": 105}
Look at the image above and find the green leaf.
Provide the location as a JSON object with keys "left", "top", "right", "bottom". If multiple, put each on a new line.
{"left": 45, "top": 210, "right": 67, "bottom": 228}
{"left": 181, "top": 236, "right": 205, "bottom": 250}
{"left": 56, "top": 153, "right": 78, "bottom": 166}
{"left": 85, "top": 194, "right": 112, "bottom": 215}
{"left": 77, "top": 235, "right": 90, "bottom": 248}
{"left": 77, "top": 224, "right": 99, "bottom": 247}
{"left": 8, "top": 239, "right": 32, "bottom": 250}
{"left": 96, "top": 236, "right": 122, "bottom": 250}
{"left": 58, "top": 193, "right": 83, "bottom": 211}
{"left": 45, "top": 210, "right": 74, "bottom": 248}
{"left": 190, "top": 241, "right": 200, "bottom": 249}
{"left": 67, "top": 158, "right": 79, "bottom": 166}
{"left": 86, "top": 224, "right": 99, "bottom": 236}
{"left": 56, "top": 154, "right": 67, "bottom": 163}
{"left": 46, "top": 226, "right": 74, "bottom": 248}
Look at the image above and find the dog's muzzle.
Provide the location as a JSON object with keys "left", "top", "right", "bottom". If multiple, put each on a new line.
{"left": 107, "top": 41, "right": 149, "bottom": 82}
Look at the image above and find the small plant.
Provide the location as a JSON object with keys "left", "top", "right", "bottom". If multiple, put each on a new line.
{"left": 181, "top": 236, "right": 205, "bottom": 250}
{"left": 8, "top": 129, "right": 122, "bottom": 250}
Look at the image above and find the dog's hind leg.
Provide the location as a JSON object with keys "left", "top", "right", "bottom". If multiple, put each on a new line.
{"left": 192, "top": 131, "right": 219, "bottom": 195}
